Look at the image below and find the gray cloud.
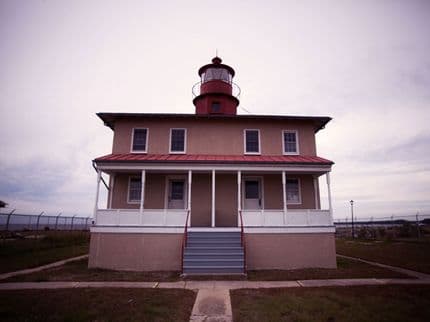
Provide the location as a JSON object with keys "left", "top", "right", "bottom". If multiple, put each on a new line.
{"left": 1, "top": 0, "right": 430, "bottom": 219}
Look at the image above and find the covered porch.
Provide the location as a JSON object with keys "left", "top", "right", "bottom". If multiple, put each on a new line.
{"left": 92, "top": 164, "right": 334, "bottom": 228}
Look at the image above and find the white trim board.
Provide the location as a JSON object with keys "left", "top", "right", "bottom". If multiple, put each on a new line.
{"left": 91, "top": 226, "right": 335, "bottom": 234}
{"left": 96, "top": 164, "right": 331, "bottom": 173}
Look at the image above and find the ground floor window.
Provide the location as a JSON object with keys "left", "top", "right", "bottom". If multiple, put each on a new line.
{"left": 286, "top": 178, "right": 301, "bottom": 204}
{"left": 128, "top": 177, "right": 142, "bottom": 203}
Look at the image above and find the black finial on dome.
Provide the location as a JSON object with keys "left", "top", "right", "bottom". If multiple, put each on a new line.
{"left": 212, "top": 56, "right": 222, "bottom": 64}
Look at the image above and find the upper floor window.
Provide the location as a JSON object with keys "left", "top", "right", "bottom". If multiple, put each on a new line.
{"left": 131, "top": 128, "right": 148, "bottom": 153}
{"left": 244, "top": 129, "right": 260, "bottom": 154}
{"left": 170, "top": 128, "right": 186, "bottom": 153}
{"left": 283, "top": 130, "right": 299, "bottom": 155}
{"left": 286, "top": 178, "right": 301, "bottom": 204}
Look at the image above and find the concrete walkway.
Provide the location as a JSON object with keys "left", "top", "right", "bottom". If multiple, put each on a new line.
{"left": 1, "top": 278, "right": 430, "bottom": 291}
{"left": 0, "top": 254, "right": 88, "bottom": 281}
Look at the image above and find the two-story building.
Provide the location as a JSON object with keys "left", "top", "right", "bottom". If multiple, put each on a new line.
{"left": 89, "top": 57, "right": 336, "bottom": 274}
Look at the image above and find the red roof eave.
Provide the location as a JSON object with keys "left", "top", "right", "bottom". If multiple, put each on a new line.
{"left": 93, "top": 153, "right": 334, "bottom": 166}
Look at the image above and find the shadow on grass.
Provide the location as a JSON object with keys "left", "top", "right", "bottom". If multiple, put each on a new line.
{"left": 3, "top": 256, "right": 409, "bottom": 283}
{"left": 0, "top": 288, "right": 196, "bottom": 322}
{"left": 231, "top": 285, "right": 430, "bottom": 322}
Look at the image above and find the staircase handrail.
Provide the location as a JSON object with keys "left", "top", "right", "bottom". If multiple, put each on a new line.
{"left": 181, "top": 209, "right": 191, "bottom": 274}
{"left": 239, "top": 209, "right": 246, "bottom": 272}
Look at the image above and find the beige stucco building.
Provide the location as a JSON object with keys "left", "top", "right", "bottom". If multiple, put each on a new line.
{"left": 89, "top": 57, "right": 336, "bottom": 274}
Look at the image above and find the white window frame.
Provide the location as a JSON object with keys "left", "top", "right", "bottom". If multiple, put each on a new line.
{"left": 286, "top": 177, "right": 302, "bottom": 205}
{"left": 243, "top": 129, "right": 261, "bottom": 155}
{"left": 130, "top": 128, "right": 149, "bottom": 153}
{"left": 169, "top": 128, "right": 187, "bottom": 154}
{"left": 282, "top": 130, "right": 299, "bottom": 155}
{"left": 127, "top": 176, "right": 142, "bottom": 204}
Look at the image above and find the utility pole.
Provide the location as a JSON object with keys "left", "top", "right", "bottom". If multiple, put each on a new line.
{"left": 350, "top": 200, "right": 354, "bottom": 239}
{"left": 416, "top": 212, "right": 421, "bottom": 239}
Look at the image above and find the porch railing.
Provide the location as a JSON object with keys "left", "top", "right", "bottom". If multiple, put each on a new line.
{"left": 239, "top": 210, "right": 246, "bottom": 272}
{"left": 181, "top": 210, "right": 191, "bottom": 274}
{"left": 95, "top": 208, "right": 332, "bottom": 227}
{"left": 96, "top": 209, "right": 187, "bottom": 226}
{"left": 241, "top": 209, "right": 332, "bottom": 227}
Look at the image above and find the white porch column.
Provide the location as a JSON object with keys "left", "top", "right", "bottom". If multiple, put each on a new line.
{"left": 93, "top": 169, "right": 101, "bottom": 224}
{"left": 140, "top": 170, "right": 146, "bottom": 214}
{"left": 187, "top": 170, "right": 192, "bottom": 226}
{"left": 326, "top": 172, "right": 333, "bottom": 220}
{"left": 282, "top": 171, "right": 287, "bottom": 225}
{"left": 313, "top": 176, "right": 320, "bottom": 209}
{"left": 211, "top": 169, "right": 216, "bottom": 227}
{"left": 108, "top": 174, "right": 115, "bottom": 209}
{"left": 237, "top": 170, "right": 242, "bottom": 226}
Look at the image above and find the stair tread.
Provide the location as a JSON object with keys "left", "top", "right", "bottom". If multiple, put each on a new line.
{"left": 184, "top": 253, "right": 243, "bottom": 255}
{"left": 183, "top": 265, "right": 244, "bottom": 268}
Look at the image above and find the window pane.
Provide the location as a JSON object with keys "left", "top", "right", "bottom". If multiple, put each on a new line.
{"left": 171, "top": 181, "right": 184, "bottom": 200}
{"left": 284, "top": 132, "right": 297, "bottom": 153}
{"left": 246, "top": 130, "right": 259, "bottom": 153}
{"left": 245, "top": 181, "right": 259, "bottom": 199}
{"left": 129, "top": 178, "right": 142, "bottom": 202}
{"left": 203, "top": 68, "right": 231, "bottom": 83}
{"left": 286, "top": 179, "right": 299, "bottom": 203}
{"left": 132, "top": 129, "right": 147, "bottom": 151}
{"left": 171, "top": 129, "right": 185, "bottom": 152}
{"left": 211, "top": 102, "right": 221, "bottom": 113}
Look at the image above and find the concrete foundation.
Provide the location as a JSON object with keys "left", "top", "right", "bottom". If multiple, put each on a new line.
{"left": 89, "top": 231, "right": 336, "bottom": 271}
{"left": 245, "top": 233, "right": 337, "bottom": 269}
{"left": 88, "top": 232, "right": 182, "bottom": 271}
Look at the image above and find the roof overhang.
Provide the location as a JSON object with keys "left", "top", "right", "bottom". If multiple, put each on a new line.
{"left": 93, "top": 154, "right": 333, "bottom": 175}
{"left": 96, "top": 113, "right": 332, "bottom": 133}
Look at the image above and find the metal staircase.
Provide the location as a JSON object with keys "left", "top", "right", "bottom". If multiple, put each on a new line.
{"left": 182, "top": 231, "right": 245, "bottom": 274}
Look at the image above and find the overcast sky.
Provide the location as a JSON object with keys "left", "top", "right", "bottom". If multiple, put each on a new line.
{"left": 1, "top": 0, "right": 429, "bottom": 219}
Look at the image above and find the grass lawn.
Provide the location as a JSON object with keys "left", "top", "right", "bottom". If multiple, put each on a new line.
{"left": 0, "top": 231, "right": 89, "bottom": 273}
{"left": 247, "top": 256, "right": 408, "bottom": 280}
{"left": 3, "top": 256, "right": 408, "bottom": 283}
{"left": 336, "top": 238, "right": 430, "bottom": 273}
{"left": 0, "top": 288, "right": 196, "bottom": 322}
{"left": 3, "top": 258, "right": 180, "bottom": 282}
{"left": 231, "top": 285, "right": 430, "bottom": 322}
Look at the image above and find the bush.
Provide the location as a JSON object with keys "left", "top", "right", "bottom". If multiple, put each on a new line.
{"left": 398, "top": 222, "right": 414, "bottom": 238}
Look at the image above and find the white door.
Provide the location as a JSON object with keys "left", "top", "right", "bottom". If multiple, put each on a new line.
{"left": 167, "top": 179, "right": 186, "bottom": 209}
{"left": 243, "top": 179, "right": 262, "bottom": 209}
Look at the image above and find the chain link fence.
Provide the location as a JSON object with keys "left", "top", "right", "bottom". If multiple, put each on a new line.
{"left": 334, "top": 213, "right": 430, "bottom": 239}
{"left": 0, "top": 209, "right": 92, "bottom": 231}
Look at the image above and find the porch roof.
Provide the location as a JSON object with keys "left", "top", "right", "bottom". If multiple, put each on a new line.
{"left": 94, "top": 153, "right": 334, "bottom": 165}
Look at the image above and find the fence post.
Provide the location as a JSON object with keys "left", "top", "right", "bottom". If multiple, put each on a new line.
{"left": 5, "top": 209, "right": 16, "bottom": 231}
{"left": 416, "top": 212, "right": 420, "bottom": 239}
{"left": 85, "top": 217, "right": 89, "bottom": 230}
{"left": 35, "top": 212, "right": 44, "bottom": 232}
{"left": 55, "top": 213, "right": 62, "bottom": 230}
{"left": 71, "top": 215, "right": 77, "bottom": 231}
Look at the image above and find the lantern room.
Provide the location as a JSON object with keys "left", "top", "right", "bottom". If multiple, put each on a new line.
{"left": 192, "top": 57, "right": 240, "bottom": 115}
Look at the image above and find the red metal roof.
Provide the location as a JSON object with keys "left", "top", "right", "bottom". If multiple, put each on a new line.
{"left": 94, "top": 153, "right": 334, "bottom": 165}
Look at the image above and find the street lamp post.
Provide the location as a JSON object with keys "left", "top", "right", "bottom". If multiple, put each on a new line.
{"left": 350, "top": 200, "right": 354, "bottom": 239}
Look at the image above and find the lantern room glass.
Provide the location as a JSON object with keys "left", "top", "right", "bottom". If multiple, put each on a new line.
{"left": 201, "top": 67, "right": 232, "bottom": 84}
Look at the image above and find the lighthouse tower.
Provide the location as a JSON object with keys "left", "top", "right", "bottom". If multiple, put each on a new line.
{"left": 192, "top": 57, "right": 240, "bottom": 115}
